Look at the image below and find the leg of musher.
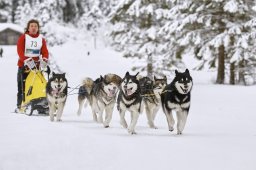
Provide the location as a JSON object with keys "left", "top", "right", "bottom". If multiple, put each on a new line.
{"left": 16, "top": 67, "right": 28, "bottom": 113}
{"left": 21, "top": 68, "right": 28, "bottom": 102}
{"left": 17, "top": 67, "right": 23, "bottom": 110}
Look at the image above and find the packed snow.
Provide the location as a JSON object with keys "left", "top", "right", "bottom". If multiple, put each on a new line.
{"left": 0, "top": 38, "right": 255, "bottom": 170}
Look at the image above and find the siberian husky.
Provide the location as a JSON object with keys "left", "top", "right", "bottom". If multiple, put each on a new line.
{"left": 77, "top": 74, "right": 122, "bottom": 127}
{"left": 46, "top": 72, "right": 68, "bottom": 121}
{"left": 117, "top": 72, "right": 142, "bottom": 134}
{"left": 161, "top": 69, "right": 193, "bottom": 135}
{"left": 139, "top": 76, "right": 167, "bottom": 128}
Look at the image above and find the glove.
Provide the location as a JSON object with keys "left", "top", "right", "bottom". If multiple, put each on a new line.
{"left": 24, "top": 58, "right": 36, "bottom": 69}
{"left": 40, "top": 57, "right": 48, "bottom": 71}
{"left": 40, "top": 60, "right": 47, "bottom": 70}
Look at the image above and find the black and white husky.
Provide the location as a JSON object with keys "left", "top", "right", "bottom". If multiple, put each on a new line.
{"left": 117, "top": 72, "right": 142, "bottom": 134}
{"left": 161, "top": 69, "right": 193, "bottom": 135}
{"left": 46, "top": 72, "right": 68, "bottom": 122}
{"left": 77, "top": 74, "right": 122, "bottom": 127}
{"left": 139, "top": 76, "right": 167, "bottom": 129}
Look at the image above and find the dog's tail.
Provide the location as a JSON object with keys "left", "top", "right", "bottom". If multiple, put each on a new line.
{"left": 77, "top": 77, "right": 94, "bottom": 116}
{"left": 81, "top": 77, "right": 94, "bottom": 94}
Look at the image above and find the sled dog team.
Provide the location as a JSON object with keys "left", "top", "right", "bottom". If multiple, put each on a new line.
{"left": 46, "top": 69, "right": 193, "bottom": 135}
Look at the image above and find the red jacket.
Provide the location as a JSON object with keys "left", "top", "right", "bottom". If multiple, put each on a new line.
{"left": 17, "top": 32, "right": 49, "bottom": 67}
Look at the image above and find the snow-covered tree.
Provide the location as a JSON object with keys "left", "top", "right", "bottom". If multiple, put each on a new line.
{"left": 11, "top": 0, "right": 19, "bottom": 22}
{"left": 79, "top": 1, "right": 103, "bottom": 49}
{"left": 0, "top": 0, "right": 12, "bottom": 22}
{"left": 99, "top": 0, "right": 119, "bottom": 16}
{"left": 63, "top": 0, "right": 78, "bottom": 23}
{"left": 161, "top": 0, "right": 256, "bottom": 84}
{"left": 14, "top": 0, "right": 76, "bottom": 46}
{"left": 109, "top": 0, "right": 180, "bottom": 78}
{"left": 14, "top": 0, "right": 32, "bottom": 27}
{"left": 78, "top": 0, "right": 119, "bottom": 49}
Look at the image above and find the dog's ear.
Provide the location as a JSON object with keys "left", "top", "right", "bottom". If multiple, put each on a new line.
{"left": 135, "top": 72, "right": 140, "bottom": 80}
{"left": 52, "top": 72, "right": 56, "bottom": 76}
{"left": 175, "top": 70, "right": 179, "bottom": 75}
{"left": 62, "top": 73, "right": 66, "bottom": 77}
{"left": 185, "top": 69, "right": 190, "bottom": 74}
{"left": 103, "top": 75, "right": 109, "bottom": 84}
{"left": 100, "top": 75, "right": 104, "bottom": 81}
{"left": 154, "top": 75, "right": 157, "bottom": 81}
{"left": 125, "top": 71, "right": 130, "bottom": 77}
{"left": 115, "top": 75, "right": 122, "bottom": 85}
{"left": 163, "top": 75, "right": 167, "bottom": 83}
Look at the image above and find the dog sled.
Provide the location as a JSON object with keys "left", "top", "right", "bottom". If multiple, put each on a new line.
{"left": 20, "top": 57, "right": 50, "bottom": 116}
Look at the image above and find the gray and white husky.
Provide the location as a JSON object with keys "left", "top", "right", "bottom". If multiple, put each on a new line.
{"left": 139, "top": 76, "right": 167, "bottom": 129}
{"left": 77, "top": 74, "right": 122, "bottom": 127}
{"left": 161, "top": 69, "right": 193, "bottom": 135}
{"left": 117, "top": 72, "right": 143, "bottom": 134}
{"left": 46, "top": 72, "right": 68, "bottom": 122}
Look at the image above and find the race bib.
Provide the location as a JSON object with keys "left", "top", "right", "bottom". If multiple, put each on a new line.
{"left": 24, "top": 34, "right": 43, "bottom": 57}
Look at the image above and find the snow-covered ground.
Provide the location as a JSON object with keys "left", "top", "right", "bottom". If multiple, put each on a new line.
{"left": 0, "top": 40, "right": 255, "bottom": 170}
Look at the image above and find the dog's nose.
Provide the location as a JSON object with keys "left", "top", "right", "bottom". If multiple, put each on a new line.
{"left": 58, "top": 84, "right": 61, "bottom": 88}
{"left": 184, "top": 85, "right": 188, "bottom": 89}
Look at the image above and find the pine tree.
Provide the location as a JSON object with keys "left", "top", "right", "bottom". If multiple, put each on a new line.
{"left": 99, "top": 0, "right": 119, "bottom": 16}
{"left": 14, "top": 0, "right": 32, "bottom": 27}
{"left": 78, "top": 0, "right": 118, "bottom": 49}
{"left": 161, "top": 0, "right": 256, "bottom": 84}
{"left": 109, "top": 0, "right": 177, "bottom": 78}
{"left": 0, "top": 0, "right": 12, "bottom": 22}
{"left": 63, "top": 0, "right": 78, "bottom": 23}
{"left": 11, "top": 0, "right": 19, "bottom": 22}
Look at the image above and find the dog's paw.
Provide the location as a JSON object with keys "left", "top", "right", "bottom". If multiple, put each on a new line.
{"left": 56, "top": 119, "right": 62, "bottom": 122}
{"left": 177, "top": 131, "right": 182, "bottom": 135}
{"left": 169, "top": 127, "right": 174, "bottom": 132}
{"left": 149, "top": 124, "right": 158, "bottom": 129}
{"left": 50, "top": 117, "right": 54, "bottom": 122}
{"left": 103, "top": 122, "right": 110, "bottom": 128}
{"left": 128, "top": 129, "right": 136, "bottom": 135}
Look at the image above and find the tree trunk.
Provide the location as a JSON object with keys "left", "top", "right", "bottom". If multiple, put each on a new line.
{"left": 216, "top": 45, "right": 225, "bottom": 84}
{"left": 12, "top": 0, "right": 18, "bottom": 23}
{"left": 238, "top": 59, "right": 246, "bottom": 85}
{"left": 229, "top": 62, "right": 235, "bottom": 85}
{"left": 147, "top": 54, "right": 153, "bottom": 79}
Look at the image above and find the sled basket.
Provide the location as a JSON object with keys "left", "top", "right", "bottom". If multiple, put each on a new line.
{"left": 21, "top": 69, "right": 49, "bottom": 115}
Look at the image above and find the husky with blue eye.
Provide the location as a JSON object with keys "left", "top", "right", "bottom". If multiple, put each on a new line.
{"left": 117, "top": 72, "right": 143, "bottom": 134}
{"left": 46, "top": 72, "right": 68, "bottom": 122}
{"left": 161, "top": 69, "right": 193, "bottom": 135}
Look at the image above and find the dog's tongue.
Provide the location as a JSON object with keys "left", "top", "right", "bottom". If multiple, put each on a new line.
{"left": 108, "top": 92, "right": 114, "bottom": 97}
{"left": 108, "top": 90, "right": 116, "bottom": 97}
{"left": 126, "top": 89, "right": 133, "bottom": 96}
{"left": 52, "top": 88, "right": 61, "bottom": 96}
{"left": 181, "top": 87, "right": 188, "bottom": 93}
{"left": 52, "top": 89, "right": 59, "bottom": 95}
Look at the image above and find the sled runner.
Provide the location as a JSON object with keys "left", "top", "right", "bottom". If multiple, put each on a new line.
{"left": 20, "top": 57, "right": 50, "bottom": 116}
